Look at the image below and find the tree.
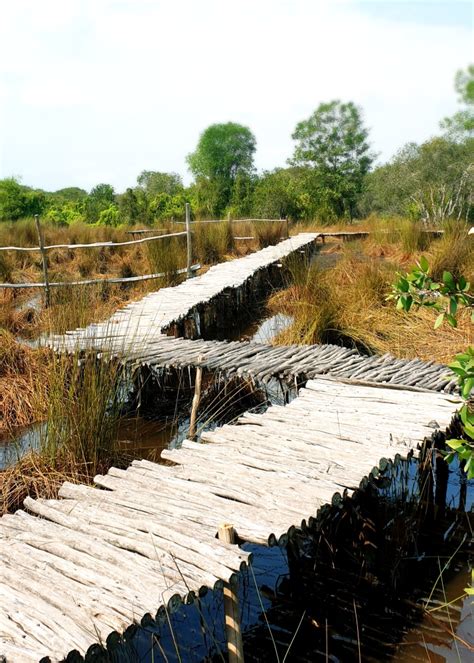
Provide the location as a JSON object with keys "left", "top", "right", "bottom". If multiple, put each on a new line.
{"left": 51, "top": 187, "right": 88, "bottom": 202}
{"left": 253, "top": 168, "right": 304, "bottom": 220}
{"left": 442, "top": 64, "right": 474, "bottom": 139}
{"left": 361, "top": 137, "right": 474, "bottom": 223}
{"left": 85, "top": 183, "right": 116, "bottom": 223}
{"left": 0, "top": 178, "right": 30, "bottom": 220}
{"left": 187, "top": 122, "right": 256, "bottom": 215}
{"left": 118, "top": 187, "right": 152, "bottom": 225}
{"left": 137, "top": 171, "right": 183, "bottom": 197}
{"left": 290, "top": 101, "right": 374, "bottom": 220}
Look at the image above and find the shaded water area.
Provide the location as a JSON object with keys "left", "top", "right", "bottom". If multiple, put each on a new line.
{"left": 60, "top": 452, "right": 473, "bottom": 663}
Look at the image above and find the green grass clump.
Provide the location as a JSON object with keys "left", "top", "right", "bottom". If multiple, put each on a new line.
{"left": 430, "top": 220, "right": 474, "bottom": 281}
{"left": 0, "top": 253, "right": 13, "bottom": 283}
{"left": 39, "top": 351, "right": 126, "bottom": 474}
{"left": 146, "top": 235, "right": 188, "bottom": 285}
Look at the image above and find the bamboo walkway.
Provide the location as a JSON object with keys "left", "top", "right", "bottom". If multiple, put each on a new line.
{"left": 48, "top": 233, "right": 318, "bottom": 352}
{"left": 130, "top": 336, "right": 456, "bottom": 392}
{"left": 0, "top": 377, "right": 458, "bottom": 661}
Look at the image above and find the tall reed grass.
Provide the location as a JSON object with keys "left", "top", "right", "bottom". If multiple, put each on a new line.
{"left": 271, "top": 248, "right": 472, "bottom": 361}
{"left": 146, "top": 234, "right": 188, "bottom": 286}
{"left": 430, "top": 220, "right": 474, "bottom": 281}
{"left": 194, "top": 220, "right": 235, "bottom": 264}
{"left": 254, "top": 220, "right": 286, "bottom": 248}
{"left": 39, "top": 350, "right": 126, "bottom": 473}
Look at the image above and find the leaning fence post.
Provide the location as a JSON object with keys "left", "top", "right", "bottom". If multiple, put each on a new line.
{"left": 185, "top": 202, "right": 192, "bottom": 278}
{"left": 218, "top": 523, "right": 244, "bottom": 663}
{"left": 34, "top": 214, "right": 51, "bottom": 307}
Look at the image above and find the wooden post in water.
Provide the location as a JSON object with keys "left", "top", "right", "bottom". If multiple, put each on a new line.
{"left": 185, "top": 202, "right": 192, "bottom": 279}
{"left": 218, "top": 523, "right": 244, "bottom": 663}
{"left": 189, "top": 355, "right": 203, "bottom": 440}
{"left": 34, "top": 214, "right": 51, "bottom": 307}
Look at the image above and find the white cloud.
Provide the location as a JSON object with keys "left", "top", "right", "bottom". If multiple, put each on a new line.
{"left": 0, "top": 0, "right": 471, "bottom": 190}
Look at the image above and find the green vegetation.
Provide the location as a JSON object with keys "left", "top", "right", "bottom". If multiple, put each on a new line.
{"left": 391, "top": 256, "right": 474, "bottom": 478}
{"left": 290, "top": 100, "right": 374, "bottom": 221}
{"left": 1, "top": 63, "right": 471, "bottom": 228}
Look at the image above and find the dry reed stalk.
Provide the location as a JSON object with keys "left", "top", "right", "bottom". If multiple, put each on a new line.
{"left": 270, "top": 246, "right": 473, "bottom": 364}
{"left": 0, "top": 331, "right": 49, "bottom": 436}
{"left": 0, "top": 450, "right": 97, "bottom": 514}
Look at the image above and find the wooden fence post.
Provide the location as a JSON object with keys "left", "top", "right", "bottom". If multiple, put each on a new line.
{"left": 185, "top": 203, "right": 192, "bottom": 279}
{"left": 285, "top": 217, "right": 289, "bottom": 239}
{"left": 218, "top": 523, "right": 244, "bottom": 663}
{"left": 34, "top": 214, "right": 51, "bottom": 307}
{"left": 189, "top": 355, "right": 203, "bottom": 440}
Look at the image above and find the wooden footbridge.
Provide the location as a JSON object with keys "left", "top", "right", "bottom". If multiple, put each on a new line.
{"left": 46, "top": 232, "right": 457, "bottom": 393}
{"left": 0, "top": 378, "right": 458, "bottom": 661}
{"left": 47, "top": 233, "right": 319, "bottom": 352}
{"left": 0, "top": 235, "right": 462, "bottom": 660}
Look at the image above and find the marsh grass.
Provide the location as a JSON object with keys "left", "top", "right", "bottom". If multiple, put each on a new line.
{"left": 365, "top": 217, "right": 433, "bottom": 255}
{"left": 430, "top": 220, "right": 474, "bottom": 281}
{"left": 0, "top": 450, "right": 95, "bottom": 514}
{"left": 254, "top": 220, "right": 286, "bottom": 248}
{"left": 194, "top": 221, "right": 235, "bottom": 264}
{"left": 39, "top": 350, "right": 126, "bottom": 473}
{"left": 146, "top": 235, "right": 188, "bottom": 286}
{"left": 0, "top": 330, "right": 49, "bottom": 436}
{"left": 271, "top": 250, "right": 473, "bottom": 361}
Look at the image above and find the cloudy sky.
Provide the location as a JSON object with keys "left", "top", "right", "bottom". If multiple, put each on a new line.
{"left": 0, "top": 0, "right": 472, "bottom": 192}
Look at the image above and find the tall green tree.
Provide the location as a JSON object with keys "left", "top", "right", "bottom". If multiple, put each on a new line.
{"left": 118, "top": 187, "right": 152, "bottom": 225}
{"left": 441, "top": 64, "right": 474, "bottom": 139}
{"left": 361, "top": 137, "right": 473, "bottom": 223}
{"left": 0, "top": 178, "right": 46, "bottom": 220}
{"left": 85, "top": 183, "right": 116, "bottom": 223}
{"left": 137, "top": 171, "right": 183, "bottom": 197}
{"left": 187, "top": 122, "right": 256, "bottom": 216}
{"left": 290, "top": 101, "right": 374, "bottom": 220}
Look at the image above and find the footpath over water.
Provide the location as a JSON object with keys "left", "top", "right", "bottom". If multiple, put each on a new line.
{"left": 0, "top": 378, "right": 458, "bottom": 661}
{"left": 47, "top": 233, "right": 456, "bottom": 393}
{"left": 48, "top": 233, "right": 318, "bottom": 352}
{"left": 0, "top": 236, "right": 461, "bottom": 660}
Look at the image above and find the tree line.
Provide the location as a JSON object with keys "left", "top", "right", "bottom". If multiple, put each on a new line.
{"left": 1, "top": 65, "right": 472, "bottom": 227}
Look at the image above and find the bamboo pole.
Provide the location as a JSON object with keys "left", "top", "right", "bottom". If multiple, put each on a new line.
{"left": 218, "top": 523, "right": 244, "bottom": 663}
{"left": 185, "top": 203, "right": 192, "bottom": 279}
{"left": 189, "top": 356, "right": 203, "bottom": 440}
{"left": 34, "top": 214, "right": 51, "bottom": 307}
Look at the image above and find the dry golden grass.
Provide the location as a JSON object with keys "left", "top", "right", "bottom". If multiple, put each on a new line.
{"left": 0, "top": 451, "right": 97, "bottom": 514}
{"left": 0, "top": 330, "right": 49, "bottom": 437}
{"left": 271, "top": 242, "right": 474, "bottom": 364}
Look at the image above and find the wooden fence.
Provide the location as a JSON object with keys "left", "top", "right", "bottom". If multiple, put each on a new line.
{"left": 0, "top": 206, "right": 198, "bottom": 305}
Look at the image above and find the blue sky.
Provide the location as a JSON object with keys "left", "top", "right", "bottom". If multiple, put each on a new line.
{"left": 0, "top": 0, "right": 472, "bottom": 192}
{"left": 356, "top": 0, "right": 472, "bottom": 27}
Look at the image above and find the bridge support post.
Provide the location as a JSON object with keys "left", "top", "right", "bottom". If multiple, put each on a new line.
{"left": 218, "top": 523, "right": 244, "bottom": 663}
{"left": 189, "top": 356, "right": 203, "bottom": 440}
